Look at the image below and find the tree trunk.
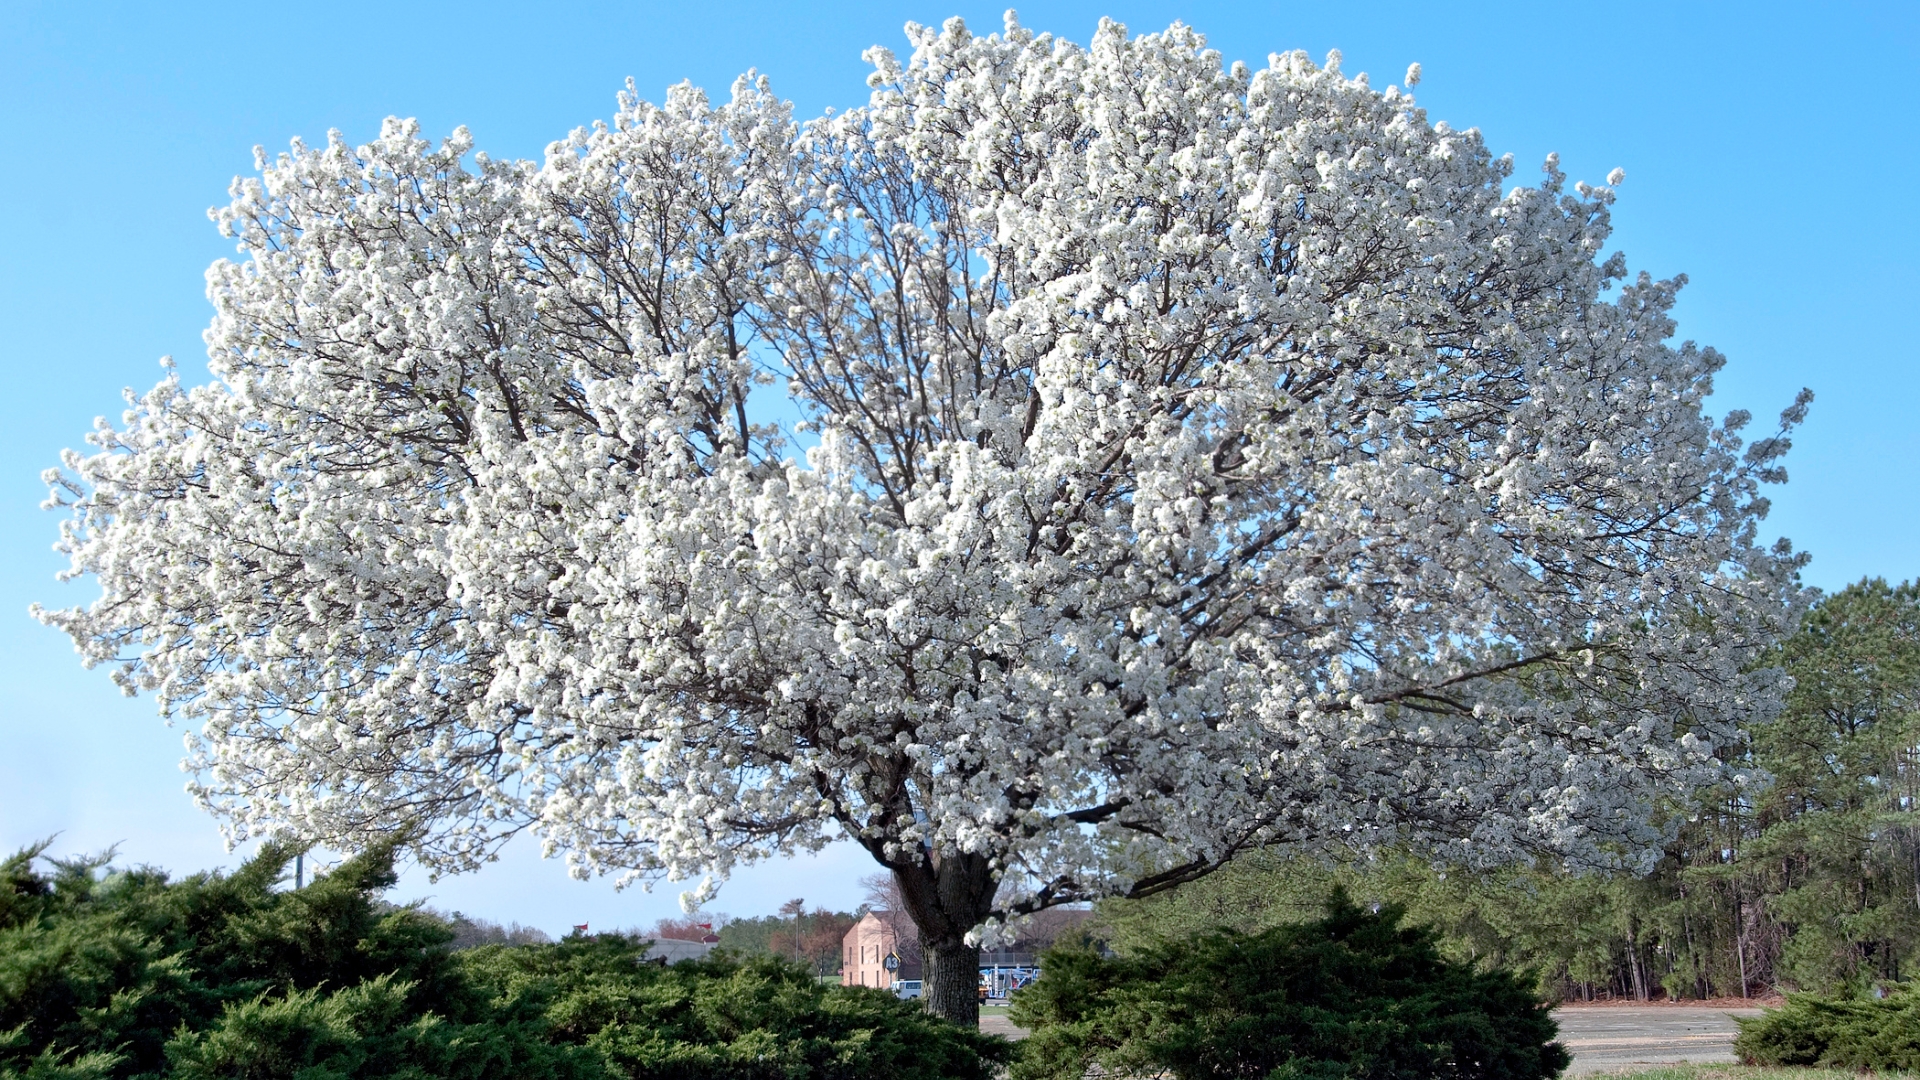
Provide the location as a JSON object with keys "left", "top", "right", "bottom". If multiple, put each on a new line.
{"left": 924, "top": 938, "right": 982, "bottom": 1026}
{"left": 1734, "top": 896, "right": 1750, "bottom": 998}
{"left": 884, "top": 846, "right": 996, "bottom": 1027}
{"left": 1626, "top": 922, "right": 1649, "bottom": 1002}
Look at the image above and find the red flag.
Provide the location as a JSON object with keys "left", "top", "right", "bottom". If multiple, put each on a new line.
{"left": 572, "top": 923, "right": 589, "bottom": 933}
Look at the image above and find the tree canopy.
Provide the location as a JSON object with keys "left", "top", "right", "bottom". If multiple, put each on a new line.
{"left": 39, "top": 14, "right": 1806, "bottom": 1020}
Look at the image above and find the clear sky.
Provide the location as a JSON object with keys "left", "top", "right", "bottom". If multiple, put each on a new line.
{"left": 2, "top": 0, "right": 1914, "bottom": 937}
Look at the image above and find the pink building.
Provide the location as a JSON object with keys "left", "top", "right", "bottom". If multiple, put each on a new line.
{"left": 840, "top": 911, "right": 921, "bottom": 988}
{"left": 840, "top": 907, "right": 1091, "bottom": 994}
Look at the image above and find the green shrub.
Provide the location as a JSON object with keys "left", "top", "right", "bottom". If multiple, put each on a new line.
{"left": 458, "top": 933, "right": 1008, "bottom": 1080}
{"left": 1009, "top": 890, "right": 1569, "bottom": 1080}
{"left": 0, "top": 843, "right": 1007, "bottom": 1080}
{"left": 161, "top": 973, "right": 600, "bottom": 1080}
{"left": 0, "top": 840, "right": 468, "bottom": 1079}
{"left": 1734, "top": 986, "right": 1920, "bottom": 1070}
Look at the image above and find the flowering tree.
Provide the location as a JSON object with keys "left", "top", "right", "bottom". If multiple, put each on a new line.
{"left": 39, "top": 15, "right": 1809, "bottom": 1023}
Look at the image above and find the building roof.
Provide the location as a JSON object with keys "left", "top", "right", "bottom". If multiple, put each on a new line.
{"left": 643, "top": 938, "right": 717, "bottom": 964}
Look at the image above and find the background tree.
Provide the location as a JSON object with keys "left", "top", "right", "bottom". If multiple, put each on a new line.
{"left": 1744, "top": 578, "right": 1920, "bottom": 988}
{"left": 644, "top": 915, "right": 723, "bottom": 943}
{"left": 432, "top": 911, "right": 554, "bottom": 949}
{"left": 714, "top": 908, "right": 857, "bottom": 976}
{"left": 1094, "top": 578, "right": 1920, "bottom": 1001}
{"left": 778, "top": 899, "right": 807, "bottom": 966}
{"left": 39, "top": 16, "right": 1807, "bottom": 1022}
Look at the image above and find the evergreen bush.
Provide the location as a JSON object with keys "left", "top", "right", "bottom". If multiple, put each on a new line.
{"left": 0, "top": 843, "right": 1006, "bottom": 1080}
{"left": 1734, "top": 986, "right": 1920, "bottom": 1070}
{"left": 1008, "top": 891, "right": 1569, "bottom": 1080}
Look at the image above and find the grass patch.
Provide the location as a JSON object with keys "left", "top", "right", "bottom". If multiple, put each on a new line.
{"left": 1600, "top": 1066, "right": 1917, "bottom": 1080}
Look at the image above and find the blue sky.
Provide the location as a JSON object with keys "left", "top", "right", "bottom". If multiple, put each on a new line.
{"left": 2, "top": 0, "right": 1914, "bottom": 936}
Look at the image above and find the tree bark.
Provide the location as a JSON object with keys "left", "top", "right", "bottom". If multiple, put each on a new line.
{"left": 885, "top": 847, "right": 995, "bottom": 1026}
{"left": 1734, "top": 895, "right": 1750, "bottom": 998}
{"left": 924, "top": 938, "right": 983, "bottom": 1026}
{"left": 1626, "top": 921, "right": 1650, "bottom": 1001}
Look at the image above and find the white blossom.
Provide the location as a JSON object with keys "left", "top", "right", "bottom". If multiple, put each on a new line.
{"left": 38, "top": 15, "right": 1807, "bottom": 988}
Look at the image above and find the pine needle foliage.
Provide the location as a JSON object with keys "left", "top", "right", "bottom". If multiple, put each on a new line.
{"left": 1007, "top": 891, "right": 1568, "bottom": 1080}
{"left": 1735, "top": 987, "right": 1920, "bottom": 1070}
{"left": 0, "top": 844, "right": 1005, "bottom": 1080}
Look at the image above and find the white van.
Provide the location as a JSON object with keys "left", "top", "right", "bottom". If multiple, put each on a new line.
{"left": 891, "top": 980, "right": 923, "bottom": 1000}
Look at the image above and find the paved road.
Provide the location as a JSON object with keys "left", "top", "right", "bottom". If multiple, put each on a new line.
{"left": 979, "top": 1003, "right": 1768, "bottom": 1076}
{"left": 1556, "top": 1006, "right": 1764, "bottom": 1075}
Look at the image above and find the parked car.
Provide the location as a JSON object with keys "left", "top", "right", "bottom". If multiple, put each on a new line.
{"left": 892, "top": 979, "right": 923, "bottom": 1000}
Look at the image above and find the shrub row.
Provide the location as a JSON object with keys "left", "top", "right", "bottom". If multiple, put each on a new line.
{"left": 0, "top": 843, "right": 1002, "bottom": 1080}
{"left": 4, "top": 842, "right": 1572, "bottom": 1080}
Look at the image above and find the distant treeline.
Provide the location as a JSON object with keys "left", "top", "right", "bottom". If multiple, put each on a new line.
{"left": 1097, "top": 578, "right": 1920, "bottom": 1001}
{"left": 712, "top": 912, "right": 857, "bottom": 976}
{"left": 636, "top": 909, "right": 861, "bottom": 977}
{"left": 429, "top": 911, "right": 553, "bottom": 950}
